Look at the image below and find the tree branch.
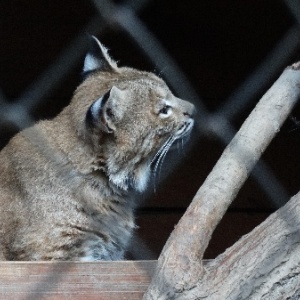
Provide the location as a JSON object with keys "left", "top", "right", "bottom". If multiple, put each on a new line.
{"left": 144, "top": 62, "right": 300, "bottom": 299}
{"left": 190, "top": 191, "right": 300, "bottom": 299}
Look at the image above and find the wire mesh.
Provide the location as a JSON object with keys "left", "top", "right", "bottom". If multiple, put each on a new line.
{"left": 0, "top": 0, "right": 300, "bottom": 289}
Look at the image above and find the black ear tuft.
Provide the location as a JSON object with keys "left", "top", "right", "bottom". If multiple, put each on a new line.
{"left": 82, "top": 36, "right": 117, "bottom": 76}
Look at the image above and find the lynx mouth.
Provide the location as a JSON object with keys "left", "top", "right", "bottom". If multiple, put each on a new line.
{"left": 149, "top": 118, "right": 194, "bottom": 174}
{"left": 174, "top": 119, "right": 194, "bottom": 139}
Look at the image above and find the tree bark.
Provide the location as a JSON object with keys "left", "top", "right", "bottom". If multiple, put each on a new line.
{"left": 143, "top": 62, "right": 300, "bottom": 299}
{"left": 177, "top": 192, "right": 300, "bottom": 299}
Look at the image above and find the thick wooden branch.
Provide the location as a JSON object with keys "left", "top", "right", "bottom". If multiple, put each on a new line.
{"left": 187, "top": 191, "right": 300, "bottom": 299}
{"left": 144, "top": 62, "right": 300, "bottom": 299}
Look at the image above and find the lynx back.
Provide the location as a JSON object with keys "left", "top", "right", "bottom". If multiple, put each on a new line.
{"left": 0, "top": 36, "right": 195, "bottom": 261}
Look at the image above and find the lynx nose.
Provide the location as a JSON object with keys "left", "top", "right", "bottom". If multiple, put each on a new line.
{"left": 183, "top": 103, "right": 196, "bottom": 119}
{"left": 184, "top": 111, "right": 193, "bottom": 118}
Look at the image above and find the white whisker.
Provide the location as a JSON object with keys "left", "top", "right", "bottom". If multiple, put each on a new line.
{"left": 156, "top": 140, "right": 173, "bottom": 179}
{"left": 151, "top": 136, "right": 176, "bottom": 192}
{"left": 149, "top": 136, "right": 172, "bottom": 167}
{"left": 149, "top": 120, "right": 193, "bottom": 192}
{"left": 154, "top": 137, "right": 174, "bottom": 174}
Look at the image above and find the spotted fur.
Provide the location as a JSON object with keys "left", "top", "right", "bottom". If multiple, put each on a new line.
{"left": 0, "top": 37, "right": 195, "bottom": 261}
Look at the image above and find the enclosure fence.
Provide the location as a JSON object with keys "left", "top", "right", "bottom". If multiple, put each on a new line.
{"left": 1, "top": 0, "right": 300, "bottom": 298}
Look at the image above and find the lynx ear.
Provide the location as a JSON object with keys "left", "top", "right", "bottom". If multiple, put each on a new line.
{"left": 83, "top": 36, "right": 118, "bottom": 74}
{"left": 86, "top": 86, "right": 126, "bottom": 133}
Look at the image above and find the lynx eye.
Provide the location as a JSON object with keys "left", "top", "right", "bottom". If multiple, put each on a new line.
{"left": 159, "top": 105, "right": 171, "bottom": 115}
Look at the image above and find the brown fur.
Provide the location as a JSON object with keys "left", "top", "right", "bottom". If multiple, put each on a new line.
{"left": 0, "top": 37, "right": 195, "bottom": 260}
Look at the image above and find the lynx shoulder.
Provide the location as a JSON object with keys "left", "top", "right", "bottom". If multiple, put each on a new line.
{"left": 0, "top": 37, "right": 195, "bottom": 261}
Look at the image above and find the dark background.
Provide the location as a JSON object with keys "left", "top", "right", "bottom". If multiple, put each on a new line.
{"left": 0, "top": 0, "right": 299, "bottom": 259}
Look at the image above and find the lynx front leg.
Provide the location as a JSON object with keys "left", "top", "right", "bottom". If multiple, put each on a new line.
{"left": 0, "top": 246, "right": 7, "bottom": 260}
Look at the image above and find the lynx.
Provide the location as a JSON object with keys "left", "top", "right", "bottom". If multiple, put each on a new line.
{"left": 0, "top": 37, "right": 195, "bottom": 260}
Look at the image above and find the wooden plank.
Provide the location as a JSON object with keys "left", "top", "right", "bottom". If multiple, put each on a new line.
{"left": 0, "top": 261, "right": 157, "bottom": 300}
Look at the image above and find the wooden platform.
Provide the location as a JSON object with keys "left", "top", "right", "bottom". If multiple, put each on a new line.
{"left": 0, "top": 261, "right": 157, "bottom": 300}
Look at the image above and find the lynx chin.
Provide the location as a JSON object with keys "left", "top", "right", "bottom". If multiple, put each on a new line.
{"left": 0, "top": 36, "right": 195, "bottom": 261}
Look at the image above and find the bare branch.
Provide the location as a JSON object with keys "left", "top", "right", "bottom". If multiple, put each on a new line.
{"left": 188, "top": 191, "right": 300, "bottom": 299}
{"left": 144, "top": 63, "right": 300, "bottom": 299}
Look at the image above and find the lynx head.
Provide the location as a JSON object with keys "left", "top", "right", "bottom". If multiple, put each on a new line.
{"left": 69, "top": 36, "right": 195, "bottom": 192}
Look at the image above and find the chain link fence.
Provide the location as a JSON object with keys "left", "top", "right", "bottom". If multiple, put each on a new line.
{"left": 0, "top": 0, "right": 300, "bottom": 261}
